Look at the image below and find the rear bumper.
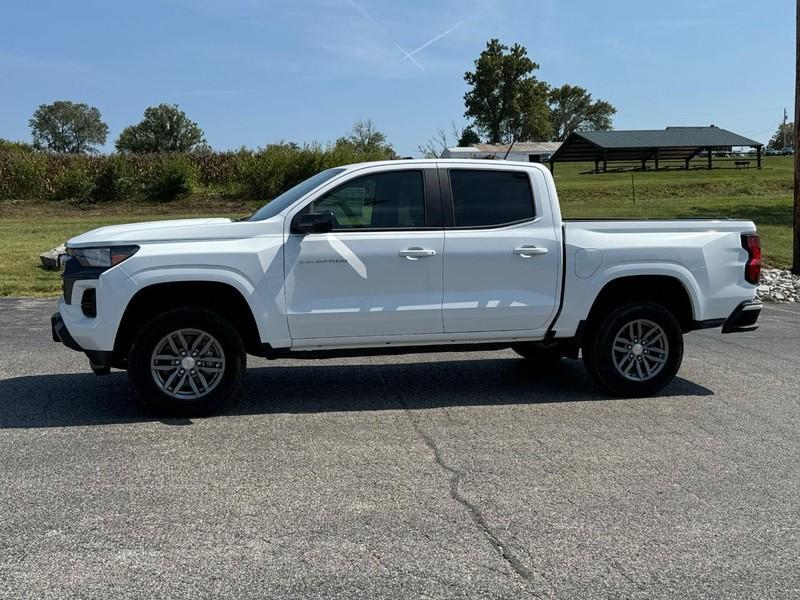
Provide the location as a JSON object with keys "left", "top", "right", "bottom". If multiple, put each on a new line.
{"left": 721, "top": 300, "right": 762, "bottom": 334}
{"left": 52, "top": 312, "right": 113, "bottom": 375}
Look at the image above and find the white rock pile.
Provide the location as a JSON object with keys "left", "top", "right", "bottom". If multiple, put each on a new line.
{"left": 757, "top": 268, "right": 800, "bottom": 303}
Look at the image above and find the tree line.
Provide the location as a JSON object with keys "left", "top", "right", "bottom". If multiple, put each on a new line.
{"left": 25, "top": 101, "right": 209, "bottom": 155}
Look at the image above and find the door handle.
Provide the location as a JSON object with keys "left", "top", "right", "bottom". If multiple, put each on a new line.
{"left": 513, "top": 246, "right": 549, "bottom": 258}
{"left": 399, "top": 247, "right": 437, "bottom": 260}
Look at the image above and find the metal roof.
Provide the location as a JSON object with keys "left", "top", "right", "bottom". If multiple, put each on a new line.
{"left": 577, "top": 127, "right": 761, "bottom": 149}
{"left": 551, "top": 127, "right": 763, "bottom": 163}
{"left": 442, "top": 142, "right": 562, "bottom": 156}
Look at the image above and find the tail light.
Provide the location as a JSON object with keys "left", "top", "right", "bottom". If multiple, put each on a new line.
{"left": 741, "top": 234, "right": 762, "bottom": 285}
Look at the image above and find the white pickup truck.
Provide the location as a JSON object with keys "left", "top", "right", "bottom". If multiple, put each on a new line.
{"left": 52, "top": 159, "right": 762, "bottom": 414}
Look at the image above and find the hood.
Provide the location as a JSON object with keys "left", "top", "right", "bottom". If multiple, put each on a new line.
{"left": 66, "top": 216, "right": 283, "bottom": 247}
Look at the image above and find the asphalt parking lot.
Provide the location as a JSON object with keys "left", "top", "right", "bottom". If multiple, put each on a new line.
{"left": 1, "top": 298, "right": 799, "bottom": 599}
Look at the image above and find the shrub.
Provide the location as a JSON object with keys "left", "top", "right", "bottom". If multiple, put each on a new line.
{"left": 237, "top": 143, "right": 327, "bottom": 200}
{"left": 143, "top": 156, "right": 197, "bottom": 202}
{"left": 50, "top": 164, "right": 95, "bottom": 203}
{"left": 92, "top": 156, "right": 133, "bottom": 202}
{"left": 0, "top": 143, "right": 399, "bottom": 203}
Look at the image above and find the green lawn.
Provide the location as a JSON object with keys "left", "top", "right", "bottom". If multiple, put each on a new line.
{"left": 554, "top": 156, "right": 793, "bottom": 267}
{"left": 0, "top": 156, "right": 794, "bottom": 297}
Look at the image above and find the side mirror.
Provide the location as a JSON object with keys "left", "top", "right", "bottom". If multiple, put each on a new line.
{"left": 292, "top": 211, "right": 334, "bottom": 234}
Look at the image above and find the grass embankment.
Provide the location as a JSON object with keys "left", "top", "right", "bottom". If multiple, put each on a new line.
{"left": 0, "top": 157, "right": 793, "bottom": 297}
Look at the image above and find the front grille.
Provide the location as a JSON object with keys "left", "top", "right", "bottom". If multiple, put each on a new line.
{"left": 81, "top": 288, "right": 97, "bottom": 318}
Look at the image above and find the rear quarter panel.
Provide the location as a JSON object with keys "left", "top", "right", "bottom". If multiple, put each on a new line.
{"left": 553, "top": 220, "right": 758, "bottom": 337}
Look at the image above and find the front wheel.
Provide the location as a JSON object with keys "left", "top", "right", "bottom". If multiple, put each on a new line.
{"left": 128, "top": 308, "right": 246, "bottom": 416}
{"left": 583, "top": 302, "right": 683, "bottom": 397}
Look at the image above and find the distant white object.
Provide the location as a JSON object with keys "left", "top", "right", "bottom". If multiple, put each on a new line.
{"left": 441, "top": 142, "right": 562, "bottom": 163}
{"left": 40, "top": 244, "right": 68, "bottom": 271}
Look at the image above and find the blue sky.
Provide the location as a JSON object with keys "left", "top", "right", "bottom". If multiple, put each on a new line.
{"left": 0, "top": 0, "right": 794, "bottom": 156}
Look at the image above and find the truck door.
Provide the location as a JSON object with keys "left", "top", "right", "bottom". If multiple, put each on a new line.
{"left": 283, "top": 166, "right": 445, "bottom": 341}
{"left": 439, "top": 166, "right": 561, "bottom": 333}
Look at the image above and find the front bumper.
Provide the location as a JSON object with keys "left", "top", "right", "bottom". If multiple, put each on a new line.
{"left": 722, "top": 300, "right": 762, "bottom": 334}
{"left": 52, "top": 312, "right": 113, "bottom": 375}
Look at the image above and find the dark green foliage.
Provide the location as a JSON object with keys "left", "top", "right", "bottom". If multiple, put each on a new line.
{"left": 143, "top": 157, "right": 198, "bottom": 202}
{"left": 28, "top": 101, "right": 109, "bottom": 154}
{"left": 768, "top": 122, "right": 794, "bottom": 149}
{"left": 463, "top": 39, "right": 553, "bottom": 143}
{"left": 549, "top": 84, "right": 616, "bottom": 141}
{"left": 334, "top": 119, "right": 395, "bottom": 160}
{"left": 51, "top": 165, "right": 96, "bottom": 203}
{"left": 458, "top": 127, "right": 481, "bottom": 146}
{"left": 116, "top": 104, "right": 207, "bottom": 154}
{"left": 92, "top": 156, "right": 133, "bottom": 202}
{"left": 0, "top": 129, "right": 398, "bottom": 204}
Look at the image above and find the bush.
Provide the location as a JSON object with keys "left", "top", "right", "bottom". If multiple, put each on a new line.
{"left": 92, "top": 156, "right": 133, "bottom": 202}
{"left": 143, "top": 157, "right": 197, "bottom": 202}
{"left": 50, "top": 164, "right": 96, "bottom": 203}
{"left": 0, "top": 142, "right": 399, "bottom": 204}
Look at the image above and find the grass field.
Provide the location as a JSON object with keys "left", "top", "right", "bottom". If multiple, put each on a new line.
{"left": 0, "top": 156, "right": 794, "bottom": 296}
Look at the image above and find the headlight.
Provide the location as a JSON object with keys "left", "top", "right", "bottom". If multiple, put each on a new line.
{"left": 67, "top": 245, "right": 139, "bottom": 268}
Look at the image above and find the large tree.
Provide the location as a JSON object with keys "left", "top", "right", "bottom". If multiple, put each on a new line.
{"left": 28, "top": 100, "right": 108, "bottom": 153}
{"left": 335, "top": 119, "right": 394, "bottom": 158}
{"left": 115, "top": 104, "right": 206, "bottom": 153}
{"left": 768, "top": 121, "right": 794, "bottom": 149}
{"left": 463, "top": 39, "right": 552, "bottom": 143}
{"left": 548, "top": 84, "right": 616, "bottom": 141}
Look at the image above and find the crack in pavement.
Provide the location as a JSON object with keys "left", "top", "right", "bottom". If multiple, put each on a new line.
{"left": 398, "top": 400, "right": 544, "bottom": 594}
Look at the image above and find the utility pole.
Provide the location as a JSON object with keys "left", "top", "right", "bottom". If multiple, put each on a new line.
{"left": 794, "top": 0, "right": 800, "bottom": 274}
{"left": 784, "top": 107, "right": 788, "bottom": 148}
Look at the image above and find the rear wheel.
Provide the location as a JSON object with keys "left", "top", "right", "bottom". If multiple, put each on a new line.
{"left": 582, "top": 302, "right": 683, "bottom": 397}
{"left": 128, "top": 307, "right": 246, "bottom": 416}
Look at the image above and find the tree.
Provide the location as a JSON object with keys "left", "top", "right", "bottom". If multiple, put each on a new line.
{"left": 768, "top": 121, "right": 794, "bottom": 149}
{"left": 335, "top": 119, "right": 394, "bottom": 159}
{"left": 28, "top": 101, "right": 108, "bottom": 153}
{"left": 417, "top": 122, "right": 470, "bottom": 158}
{"left": 115, "top": 104, "right": 206, "bottom": 153}
{"left": 458, "top": 126, "right": 481, "bottom": 147}
{"left": 463, "top": 39, "right": 552, "bottom": 143}
{"left": 548, "top": 84, "right": 616, "bottom": 141}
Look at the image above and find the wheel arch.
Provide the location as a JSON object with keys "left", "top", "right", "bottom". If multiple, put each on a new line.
{"left": 584, "top": 275, "right": 696, "bottom": 337}
{"left": 113, "top": 281, "right": 264, "bottom": 366}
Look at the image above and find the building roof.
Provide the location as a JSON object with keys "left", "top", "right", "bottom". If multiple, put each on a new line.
{"left": 550, "top": 126, "right": 762, "bottom": 163}
{"left": 444, "top": 141, "right": 562, "bottom": 156}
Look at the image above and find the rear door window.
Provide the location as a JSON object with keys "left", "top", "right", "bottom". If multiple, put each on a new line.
{"left": 449, "top": 170, "right": 535, "bottom": 227}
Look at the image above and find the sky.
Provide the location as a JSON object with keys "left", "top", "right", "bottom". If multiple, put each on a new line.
{"left": 0, "top": 0, "right": 794, "bottom": 156}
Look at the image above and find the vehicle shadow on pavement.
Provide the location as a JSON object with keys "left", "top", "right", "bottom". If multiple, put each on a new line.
{"left": 0, "top": 358, "right": 712, "bottom": 429}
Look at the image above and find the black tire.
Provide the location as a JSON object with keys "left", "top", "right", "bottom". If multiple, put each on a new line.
{"left": 128, "top": 307, "right": 246, "bottom": 416}
{"left": 582, "top": 302, "right": 683, "bottom": 397}
{"left": 511, "top": 343, "right": 563, "bottom": 364}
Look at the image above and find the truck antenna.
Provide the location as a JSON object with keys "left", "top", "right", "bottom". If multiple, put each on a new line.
{"left": 503, "top": 138, "right": 516, "bottom": 160}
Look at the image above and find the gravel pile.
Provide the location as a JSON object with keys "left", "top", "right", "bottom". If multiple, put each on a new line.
{"left": 758, "top": 268, "right": 800, "bottom": 303}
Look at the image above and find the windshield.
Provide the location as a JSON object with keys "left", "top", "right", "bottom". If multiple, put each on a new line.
{"left": 248, "top": 168, "right": 346, "bottom": 221}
